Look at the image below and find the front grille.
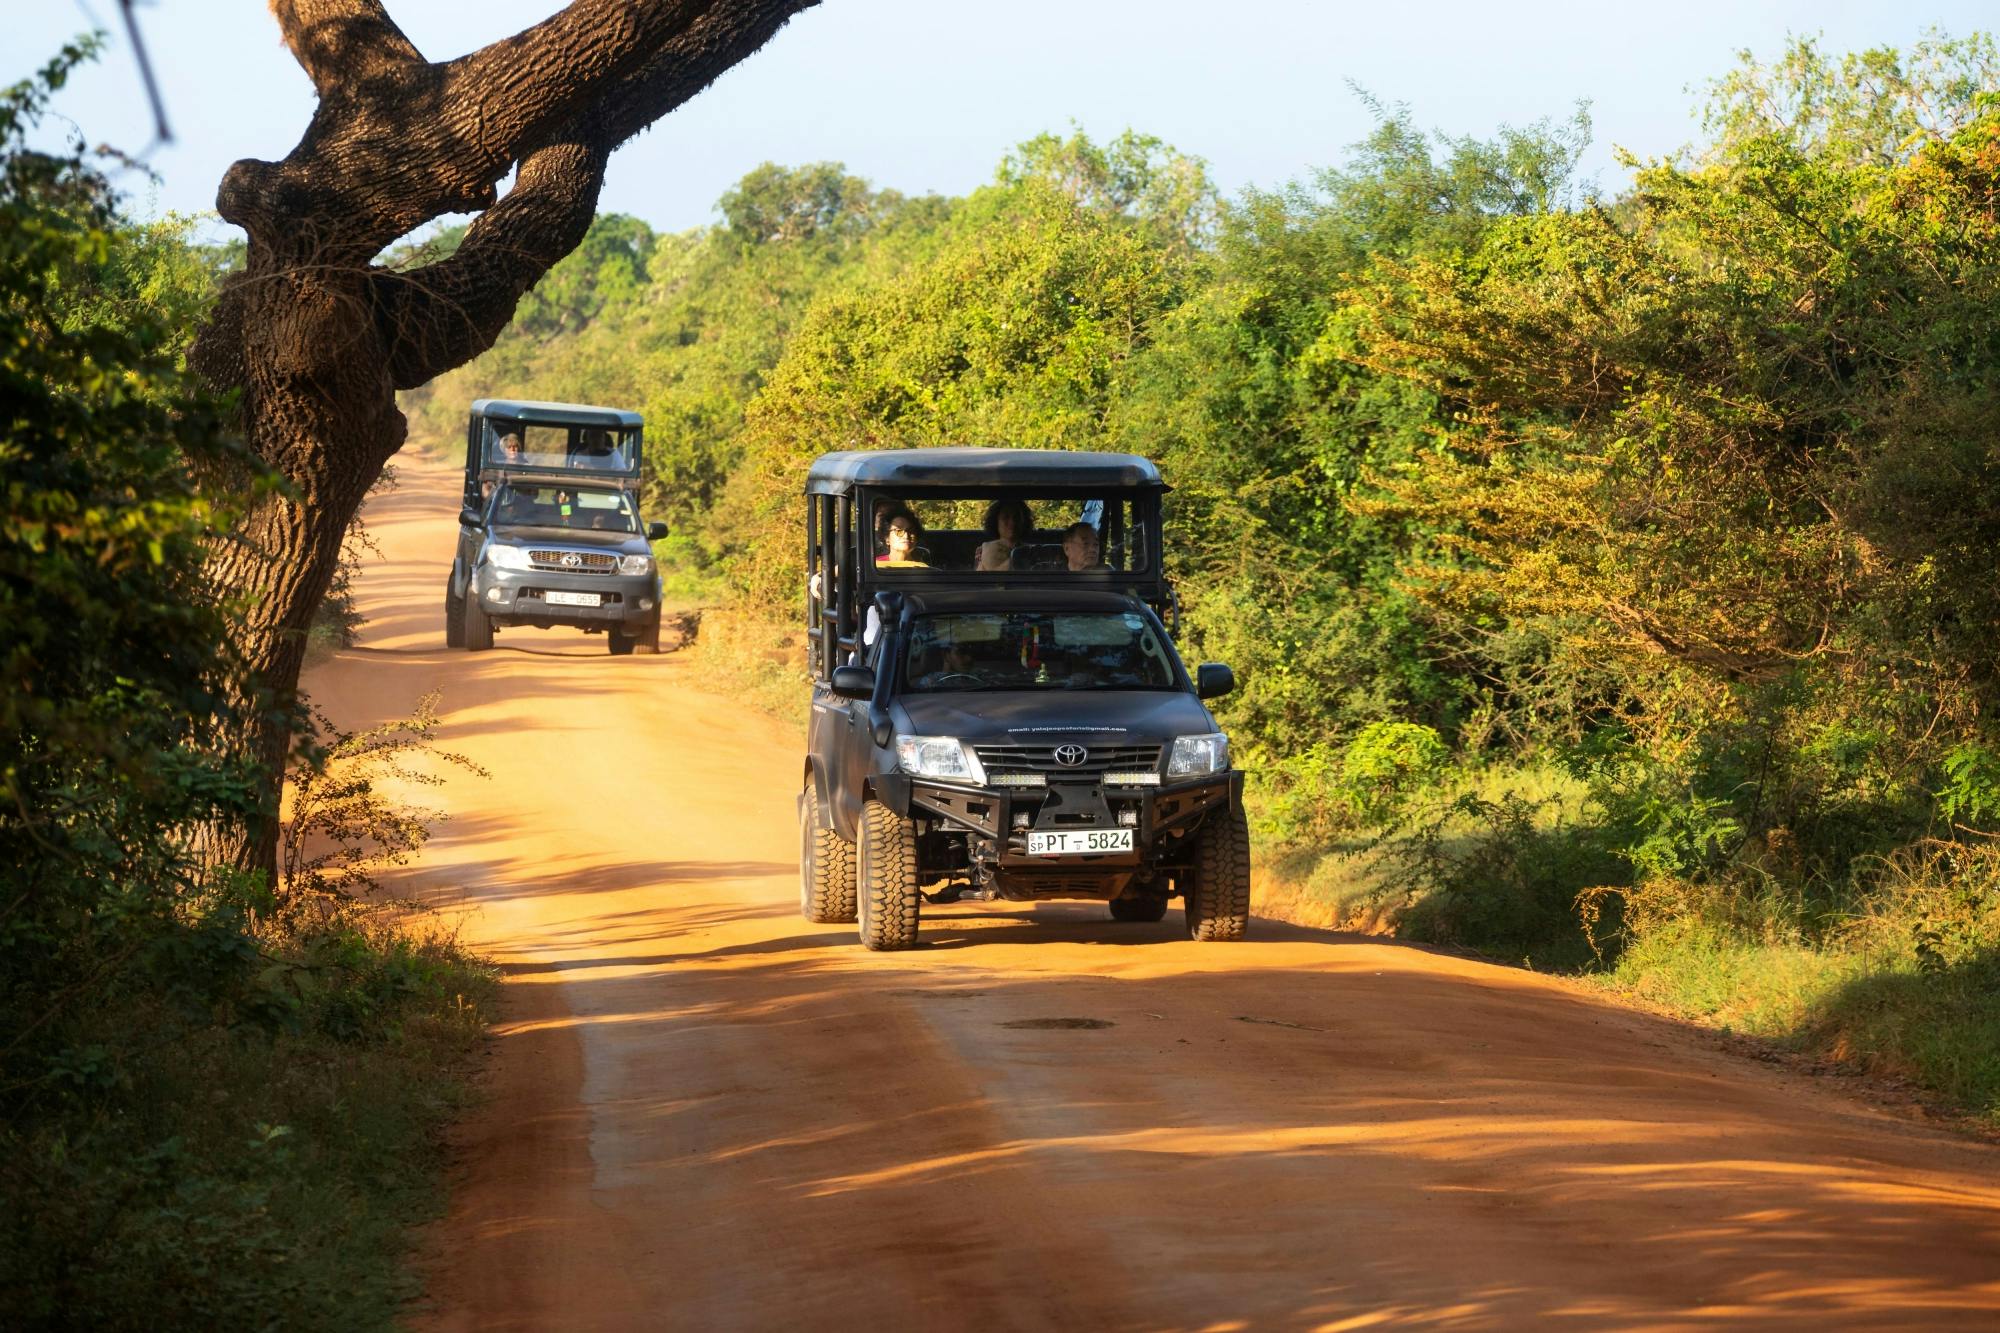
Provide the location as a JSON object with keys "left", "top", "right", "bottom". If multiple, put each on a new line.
{"left": 527, "top": 548, "right": 617, "bottom": 574}
{"left": 974, "top": 744, "right": 1162, "bottom": 780}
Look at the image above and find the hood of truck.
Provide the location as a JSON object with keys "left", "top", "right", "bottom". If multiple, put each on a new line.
{"left": 486, "top": 524, "right": 650, "bottom": 556}
{"left": 892, "top": 689, "right": 1217, "bottom": 745}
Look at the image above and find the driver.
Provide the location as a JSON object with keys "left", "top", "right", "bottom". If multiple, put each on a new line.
{"left": 916, "top": 643, "right": 980, "bottom": 688}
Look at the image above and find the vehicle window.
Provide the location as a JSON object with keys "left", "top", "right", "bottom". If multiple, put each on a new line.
{"left": 859, "top": 494, "right": 1150, "bottom": 574}
{"left": 482, "top": 421, "right": 639, "bottom": 473}
{"left": 903, "top": 611, "right": 1177, "bottom": 691}
{"left": 490, "top": 483, "right": 638, "bottom": 533}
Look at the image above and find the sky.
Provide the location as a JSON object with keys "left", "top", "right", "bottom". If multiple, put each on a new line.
{"left": 13, "top": 0, "right": 1995, "bottom": 243}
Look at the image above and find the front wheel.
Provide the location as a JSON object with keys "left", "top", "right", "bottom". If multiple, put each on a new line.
{"left": 608, "top": 629, "right": 638, "bottom": 656}
{"left": 464, "top": 595, "right": 494, "bottom": 652}
{"left": 856, "top": 798, "right": 920, "bottom": 951}
{"left": 799, "top": 781, "right": 857, "bottom": 924}
{"left": 444, "top": 583, "right": 465, "bottom": 648}
{"left": 1183, "top": 802, "right": 1251, "bottom": 941}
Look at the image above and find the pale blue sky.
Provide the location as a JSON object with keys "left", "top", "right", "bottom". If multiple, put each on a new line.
{"left": 14, "top": 1, "right": 1994, "bottom": 242}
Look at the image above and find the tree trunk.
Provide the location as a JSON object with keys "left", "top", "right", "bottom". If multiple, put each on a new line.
{"left": 189, "top": 0, "right": 815, "bottom": 884}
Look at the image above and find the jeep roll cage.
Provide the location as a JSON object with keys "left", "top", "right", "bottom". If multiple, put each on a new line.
{"left": 803, "top": 448, "right": 1173, "bottom": 680}
{"left": 462, "top": 398, "right": 645, "bottom": 515}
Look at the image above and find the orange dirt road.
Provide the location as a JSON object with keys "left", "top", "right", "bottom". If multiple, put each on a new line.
{"left": 305, "top": 454, "right": 2000, "bottom": 1331}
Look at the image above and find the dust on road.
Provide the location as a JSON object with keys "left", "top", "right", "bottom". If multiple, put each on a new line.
{"left": 306, "top": 453, "right": 2000, "bottom": 1331}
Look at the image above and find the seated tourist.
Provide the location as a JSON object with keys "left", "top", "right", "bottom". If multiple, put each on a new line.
{"left": 976, "top": 499, "right": 1034, "bottom": 572}
{"left": 1062, "top": 521, "right": 1108, "bottom": 571}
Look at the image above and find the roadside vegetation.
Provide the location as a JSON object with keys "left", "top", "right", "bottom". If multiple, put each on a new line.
{"left": 411, "top": 30, "right": 2000, "bottom": 1125}
{"left": 2, "top": 43, "right": 492, "bottom": 1329}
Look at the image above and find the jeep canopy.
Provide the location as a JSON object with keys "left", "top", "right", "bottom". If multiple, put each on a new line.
{"left": 803, "top": 448, "right": 1173, "bottom": 679}
{"left": 806, "top": 448, "right": 1166, "bottom": 495}
{"left": 463, "top": 399, "right": 643, "bottom": 509}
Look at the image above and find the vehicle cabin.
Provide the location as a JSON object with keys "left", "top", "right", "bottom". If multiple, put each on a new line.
{"left": 461, "top": 398, "right": 644, "bottom": 515}
{"left": 804, "top": 448, "right": 1171, "bottom": 678}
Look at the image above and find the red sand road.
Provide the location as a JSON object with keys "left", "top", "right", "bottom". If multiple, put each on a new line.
{"left": 304, "top": 452, "right": 2000, "bottom": 1330}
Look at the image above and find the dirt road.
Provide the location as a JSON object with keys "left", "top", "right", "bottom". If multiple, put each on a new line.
{"left": 305, "top": 453, "right": 2000, "bottom": 1330}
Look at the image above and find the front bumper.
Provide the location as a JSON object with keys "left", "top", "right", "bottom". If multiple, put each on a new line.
{"left": 473, "top": 566, "right": 660, "bottom": 630}
{"left": 880, "top": 769, "right": 1240, "bottom": 868}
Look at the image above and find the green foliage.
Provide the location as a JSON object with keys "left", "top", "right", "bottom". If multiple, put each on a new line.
{"left": 4, "top": 42, "right": 496, "bottom": 1325}
{"left": 1, "top": 34, "right": 265, "bottom": 1062}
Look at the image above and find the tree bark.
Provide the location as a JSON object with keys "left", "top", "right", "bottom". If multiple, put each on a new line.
{"left": 190, "top": 0, "right": 816, "bottom": 881}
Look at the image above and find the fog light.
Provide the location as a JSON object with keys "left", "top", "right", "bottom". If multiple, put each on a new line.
{"left": 639, "top": 597, "right": 656, "bottom": 612}
{"left": 485, "top": 587, "right": 504, "bottom": 602}
{"left": 1012, "top": 811, "right": 1031, "bottom": 829}
{"left": 1117, "top": 809, "right": 1139, "bottom": 827}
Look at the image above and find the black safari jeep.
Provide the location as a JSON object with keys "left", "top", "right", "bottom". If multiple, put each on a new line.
{"left": 798, "top": 448, "right": 1248, "bottom": 950}
{"left": 445, "top": 398, "right": 669, "bottom": 655}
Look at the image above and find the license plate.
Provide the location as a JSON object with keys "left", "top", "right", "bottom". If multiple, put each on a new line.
{"left": 1027, "top": 828, "right": 1134, "bottom": 856}
{"left": 546, "top": 590, "right": 601, "bottom": 607}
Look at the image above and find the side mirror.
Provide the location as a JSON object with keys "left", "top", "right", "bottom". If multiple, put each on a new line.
{"left": 1196, "top": 663, "right": 1235, "bottom": 700}
{"left": 830, "top": 665, "right": 874, "bottom": 700}
{"left": 646, "top": 521, "right": 669, "bottom": 542}
{"left": 459, "top": 504, "right": 482, "bottom": 528}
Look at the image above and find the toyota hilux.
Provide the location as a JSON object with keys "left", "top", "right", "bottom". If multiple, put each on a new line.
{"left": 797, "top": 448, "right": 1248, "bottom": 950}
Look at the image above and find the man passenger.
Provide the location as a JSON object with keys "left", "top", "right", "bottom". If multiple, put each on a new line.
{"left": 1062, "top": 521, "right": 1107, "bottom": 571}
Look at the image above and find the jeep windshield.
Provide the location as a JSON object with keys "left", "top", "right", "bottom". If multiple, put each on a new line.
{"left": 902, "top": 611, "right": 1180, "bottom": 692}
{"left": 488, "top": 483, "right": 639, "bottom": 533}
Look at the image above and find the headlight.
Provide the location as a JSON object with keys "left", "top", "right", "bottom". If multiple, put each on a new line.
{"left": 484, "top": 543, "right": 532, "bottom": 571}
{"left": 895, "top": 735, "right": 985, "bottom": 784}
{"left": 618, "top": 554, "right": 653, "bottom": 576}
{"left": 1166, "top": 732, "right": 1230, "bottom": 777}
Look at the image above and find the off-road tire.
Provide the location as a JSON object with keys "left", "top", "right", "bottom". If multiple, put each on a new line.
{"left": 608, "top": 629, "right": 638, "bottom": 656}
{"left": 464, "top": 596, "right": 495, "bottom": 652}
{"left": 1109, "top": 893, "right": 1168, "bottom": 923}
{"left": 637, "top": 618, "right": 663, "bottom": 654}
{"left": 445, "top": 584, "right": 465, "bottom": 648}
{"left": 856, "top": 797, "right": 920, "bottom": 951}
{"left": 1184, "top": 802, "right": 1251, "bottom": 941}
{"left": 798, "top": 782, "right": 857, "bottom": 924}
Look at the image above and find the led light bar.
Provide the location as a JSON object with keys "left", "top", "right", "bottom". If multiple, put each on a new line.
{"left": 987, "top": 773, "right": 1047, "bottom": 787}
{"left": 1103, "top": 772, "right": 1162, "bottom": 785}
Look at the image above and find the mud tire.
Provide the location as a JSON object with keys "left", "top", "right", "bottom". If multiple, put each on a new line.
{"left": 799, "top": 781, "right": 857, "bottom": 924}
{"left": 856, "top": 797, "right": 920, "bottom": 951}
{"left": 608, "top": 629, "right": 638, "bottom": 656}
{"left": 445, "top": 584, "right": 465, "bottom": 648}
{"left": 464, "top": 596, "right": 495, "bottom": 652}
{"left": 1109, "top": 894, "right": 1168, "bottom": 923}
{"left": 1184, "top": 802, "right": 1251, "bottom": 941}
{"left": 637, "top": 618, "right": 663, "bottom": 654}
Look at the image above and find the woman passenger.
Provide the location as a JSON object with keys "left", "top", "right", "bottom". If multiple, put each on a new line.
{"left": 877, "top": 509, "right": 929, "bottom": 568}
{"left": 975, "top": 499, "right": 1034, "bottom": 572}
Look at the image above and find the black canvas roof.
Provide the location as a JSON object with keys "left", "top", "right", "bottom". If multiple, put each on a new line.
{"left": 472, "top": 398, "right": 643, "bottom": 429}
{"left": 806, "top": 447, "right": 1166, "bottom": 495}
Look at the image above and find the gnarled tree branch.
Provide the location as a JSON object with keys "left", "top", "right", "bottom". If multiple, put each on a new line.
{"left": 270, "top": 0, "right": 425, "bottom": 97}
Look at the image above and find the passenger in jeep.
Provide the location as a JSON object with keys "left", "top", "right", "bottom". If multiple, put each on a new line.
{"left": 877, "top": 510, "right": 929, "bottom": 568}
{"left": 976, "top": 499, "right": 1035, "bottom": 572}
{"left": 1062, "top": 521, "right": 1107, "bottom": 571}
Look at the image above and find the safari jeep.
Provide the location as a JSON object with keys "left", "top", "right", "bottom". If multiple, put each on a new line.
{"left": 797, "top": 448, "right": 1248, "bottom": 951}
{"left": 445, "top": 398, "right": 668, "bottom": 655}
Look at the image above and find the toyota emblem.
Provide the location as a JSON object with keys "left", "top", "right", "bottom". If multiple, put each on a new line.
{"left": 560, "top": 552, "right": 582, "bottom": 568}
{"left": 1052, "top": 744, "right": 1089, "bottom": 767}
